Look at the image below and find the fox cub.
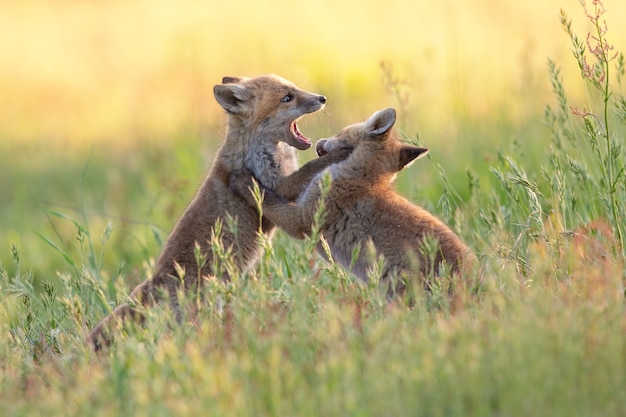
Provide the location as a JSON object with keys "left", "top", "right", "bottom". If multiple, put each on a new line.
{"left": 230, "top": 108, "right": 473, "bottom": 296}
{"left": 87, "top": 75, "right": 351, "bottom": 350}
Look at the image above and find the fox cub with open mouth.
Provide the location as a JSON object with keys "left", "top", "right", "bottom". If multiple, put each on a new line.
{"left": 87, "top": 75, "right": 351, "bottom": 350}
{"left": 230, "top": 108, "right": 473, "bottom": 297}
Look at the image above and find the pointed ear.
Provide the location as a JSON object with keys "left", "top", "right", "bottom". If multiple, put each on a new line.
{"left": 221, "top": 76, "right": 243, "bottom": 84}
{"left": 365, "top": 108, "right": 396, "bottom": 138}
{"left": 399, "top": 146, "right": 429, "bottom": 169}
{"left": 213, "top": 83, "right": 251, "bottom": 114}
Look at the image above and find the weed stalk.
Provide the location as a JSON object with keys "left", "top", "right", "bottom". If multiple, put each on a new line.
{"left": 562, "top": 0, "right": 625, "bottom": 254}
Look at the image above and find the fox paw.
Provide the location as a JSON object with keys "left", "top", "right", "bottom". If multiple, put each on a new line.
{"left": 86, "top": 324, "right": 112, "bottom": 353}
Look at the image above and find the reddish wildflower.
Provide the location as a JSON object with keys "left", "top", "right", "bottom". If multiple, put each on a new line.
{"left": 579, "top": 0, "right": 618, "bottom": 87}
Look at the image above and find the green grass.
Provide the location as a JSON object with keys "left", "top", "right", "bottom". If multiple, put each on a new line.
{"left": 1, "top": 2, "right": 626, "bottom": 416}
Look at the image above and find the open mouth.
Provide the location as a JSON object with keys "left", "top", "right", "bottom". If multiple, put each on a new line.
{"left": 315, "top": 139, "right": 328, "bottom": 156}
{"left": 289, "top": 120, "right": 312, "bottom": 150}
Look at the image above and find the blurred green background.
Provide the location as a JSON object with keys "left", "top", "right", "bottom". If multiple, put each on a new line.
{"left": 1, "top": 0, "right": 625, "bottom": 279}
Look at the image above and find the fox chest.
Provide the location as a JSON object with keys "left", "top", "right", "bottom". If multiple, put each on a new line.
{"left": 245, "top": 152, "right": 298, "bottom": 189}
{"left": 322, "top": 200, "right": 378, "bottom": 258}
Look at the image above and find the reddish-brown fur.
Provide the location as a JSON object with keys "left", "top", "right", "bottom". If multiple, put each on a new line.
{"left": 87, "top": 75, "right": 351, "bottom": 350}
{"left": 231, "top": 108, "right": 473, "bottom": 297}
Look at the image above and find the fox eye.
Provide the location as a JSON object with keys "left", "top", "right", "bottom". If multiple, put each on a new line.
{"left": 281, "top": 93, "right": 294, "bottom": 103}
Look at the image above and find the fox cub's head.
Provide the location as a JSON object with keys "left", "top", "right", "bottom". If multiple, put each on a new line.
{"left": 316, "top": 108, "right": 429, "bottom": 172}
{"left": 213, "top": 75, "right": 326, "bottom": 150}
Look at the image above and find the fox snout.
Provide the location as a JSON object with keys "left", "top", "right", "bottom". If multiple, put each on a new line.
{"left": 304, "top": 94, "right": 325, "bottom": 105}
{"left": 303, "top": 94, "right": 326, "bottom": 113}
{"left": 315, "top": 138, "right": 353, "bottom": 157}
{"left": 316, "top": 139, "right": 329, "bottom": 156}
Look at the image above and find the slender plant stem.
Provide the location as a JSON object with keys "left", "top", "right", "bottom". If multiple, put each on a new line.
{"left": 596, "top": 22, "right": 625, "bottom": 254}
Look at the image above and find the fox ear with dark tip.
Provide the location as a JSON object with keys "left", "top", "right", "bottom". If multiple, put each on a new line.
{"left": 221, "top": 76, "right": 243, "bottom": 84}
{"left": 399, "top": 146, "right": 429, "bottom": 169}
{"left": 214, "top": 83, "right": 252, "bottom": 114}
{"left": 365, "top": 108, "right": 397, "bottom": 139}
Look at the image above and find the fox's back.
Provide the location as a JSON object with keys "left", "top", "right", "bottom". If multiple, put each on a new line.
{"left": 374, "top": 192, "right": 470, "bottom": 266}
{"left": 324, "top": 186, "right": 470, "bottom": 279}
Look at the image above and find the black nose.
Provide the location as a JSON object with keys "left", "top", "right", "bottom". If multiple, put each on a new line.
{"left": 318, "top": 95, "right": 326, "bottom": 104}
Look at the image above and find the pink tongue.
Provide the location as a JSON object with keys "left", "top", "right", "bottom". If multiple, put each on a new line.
{"left": 293, "top": 122, "right": 311, "bottom": 146}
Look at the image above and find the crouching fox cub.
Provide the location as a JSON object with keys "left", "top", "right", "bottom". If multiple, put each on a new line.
{"left": 230, "top": 108, "right": 473, "bottom": 296}
{"left": 87, "top": 75, "right": 351, "bottom": 350}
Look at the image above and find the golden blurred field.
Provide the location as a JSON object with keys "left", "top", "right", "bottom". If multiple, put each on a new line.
{"left": 2, "top": 0, "right": 625, "bottom": 145}
{"left": 1, "top": 3, "right": 626, "bottom": 414}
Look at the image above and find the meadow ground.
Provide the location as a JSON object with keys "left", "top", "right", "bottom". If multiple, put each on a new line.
{"left": 1, "top": 1, "right": 625, "bottom": 416}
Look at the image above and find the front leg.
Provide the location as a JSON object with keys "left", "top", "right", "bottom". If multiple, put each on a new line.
{"left": 229, "top": 168, "right": 277, "bottom": 209}
{"left": 229, "top": 169, "right": 318, "bottom": 240}
{"left": 260, "top": 186, "right": 321, "bottom": 240}
{"left": 274, "top": 146, "right": 352, "bottom": 201}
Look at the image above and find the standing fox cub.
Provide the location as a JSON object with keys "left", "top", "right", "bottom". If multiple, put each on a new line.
{"left": 230, "top": 108, "right": 473, "bottom": 296}
{"left": 87, "top": 75, "right": 351, "bottom": 350}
